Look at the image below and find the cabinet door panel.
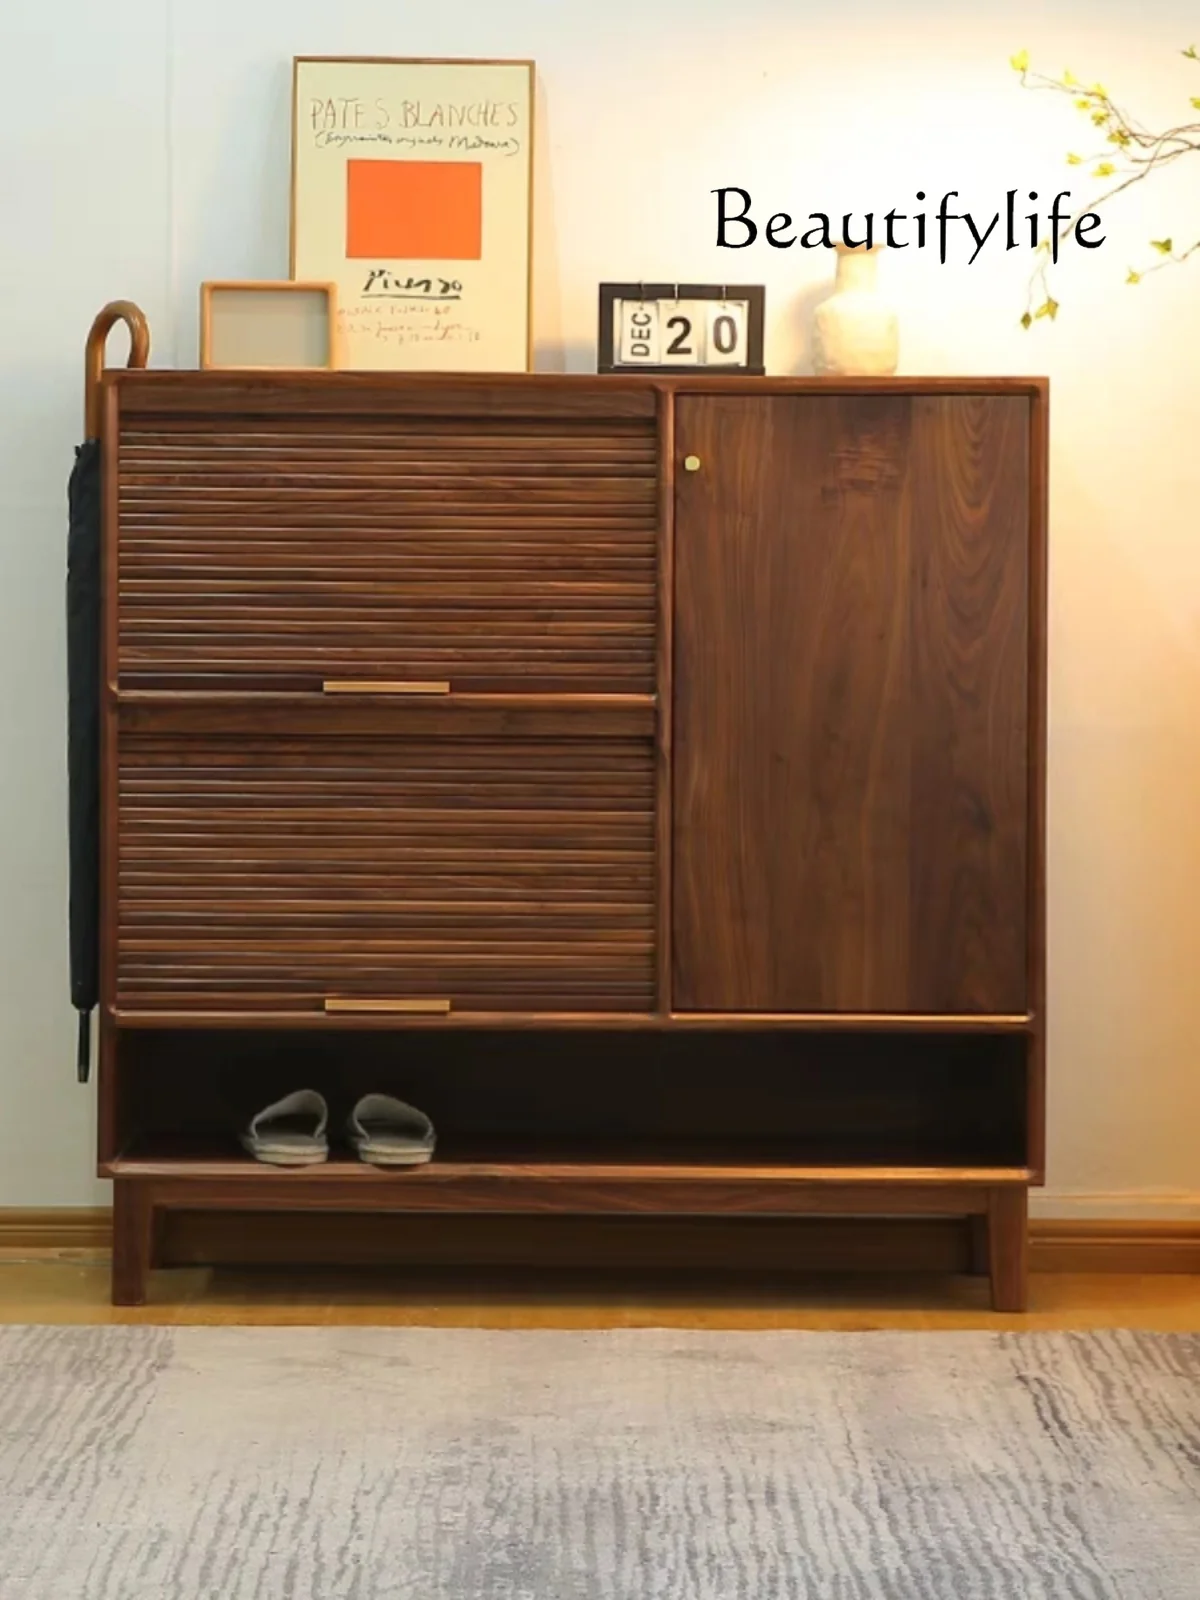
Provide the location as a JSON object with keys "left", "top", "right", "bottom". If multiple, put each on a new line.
{"left": 672, "top": 394, "right": 1029, "bottom": 1014}
{"left": 116, "top": 733, "right": 656, "bottom": 1014}
{"left": 116, "top": 407, "right": 657, "bottom": 693}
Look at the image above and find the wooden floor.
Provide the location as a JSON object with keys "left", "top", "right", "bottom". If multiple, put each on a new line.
{"left": 2, "top": 1255, "right": 1199, "bottom": 1330}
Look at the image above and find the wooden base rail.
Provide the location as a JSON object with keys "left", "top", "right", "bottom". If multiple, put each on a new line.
{"left": 6, "top": 1209, "right": 1199, "bottom": 1282}
{"left": 102, "top": 1163, "right": 1031, "bottom": 1312}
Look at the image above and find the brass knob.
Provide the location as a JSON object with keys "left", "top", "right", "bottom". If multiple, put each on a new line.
{"left": 683, "top": 454, "right": 701, "bottom": 472}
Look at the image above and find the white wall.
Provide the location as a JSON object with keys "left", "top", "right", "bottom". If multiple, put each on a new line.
{"left": 2, "top": 0, "right": 1198, "bottom": 1215}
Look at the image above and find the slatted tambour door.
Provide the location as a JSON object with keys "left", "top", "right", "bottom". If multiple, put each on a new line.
{"left": 116, "top": 406, "right": 658, "bottom": 692}
{"left": 115, "top": 734, "right": 656, "bottom": 1014}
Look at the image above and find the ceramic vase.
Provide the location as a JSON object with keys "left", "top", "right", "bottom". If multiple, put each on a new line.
{"left": 812, "top": 244, "right": 899, "bottom": 376}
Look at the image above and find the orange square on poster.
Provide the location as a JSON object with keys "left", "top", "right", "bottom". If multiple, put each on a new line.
{"left": 345, "top": 159, "right": 483, "bottom": 260}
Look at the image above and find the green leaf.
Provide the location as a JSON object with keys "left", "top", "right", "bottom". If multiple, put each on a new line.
{"left": 1151, "top": 238, "right": 1174, "bottom": 254}
{"left": 1066, "top": 152, "right": 1083, "bottom": 165}
{"left": 1034, "top": 298, "right": 1059, "bottom": 321}
{"left": 1183, "top": 44, "right": 1199, "bottom": 59}
{"left": 1091, "top": 110, "right": 1110, "bottom": 126}
{"left": 1020, "top": 311, "right": 1033, "bottom": 328}
{"left": 1093, "top": 161, "right": 1116, "bottom": 177}
{"left": 1010, "top": 48, "right": 1029, "bottom": 72}
{"left": 1108, "top": 129, "right": 1131, "bottom": 146}
{"left": 1063, "top": 69, "right": 1077, "bottom": 85}
{"left": 1191, "top": 97, "right": 1200, "bottom": 109}
{"left": 1127, "top": 269, "right": 1142, "bottom": 284}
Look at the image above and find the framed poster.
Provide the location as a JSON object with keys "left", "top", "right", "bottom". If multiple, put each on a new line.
{"left": 291, "top": 56, "right": 534, "bottom": 372}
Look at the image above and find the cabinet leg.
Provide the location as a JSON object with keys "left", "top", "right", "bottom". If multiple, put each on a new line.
{"left": 151, "top": 1205, "right": 169, "bottom": 1269}
{"left": 111, "top": 1181, "right": 154, "bottom": 1307}
{"left": 987, "top": 1185, "right": 1029, "bottom": 1313}
{"left": 968, "top": 1214, "right": 990, "bottom": 1276}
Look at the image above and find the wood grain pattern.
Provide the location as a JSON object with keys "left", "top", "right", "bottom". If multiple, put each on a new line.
{"left": 988, "top": 1184, "right": 1030, "bottom": 1312}
{"left": 115, "top": 698, "right": 657, "bottom": 741}
{"left": 907, "top": 395, "right": 1029, "bottom": 1010}
{"left": 97, "top": 1020, "right": 120, "bottom": 1166}
{"left": 111, "top": 371, "right": 1048, "bottom": 412}
{"left": 116, "top": 403, "right": 658, "bottom": 693}
{"left": 100, "top": 386, "right": 122, "bottom": 1171}
{"left": 109, "top": 1009, "right": 675, "bottom": 1030}
{"left": 115, "top": 733, "right": 655, "bottom": 1014}
{"left": 673, "top": 394, "right": 1030, "bottom": 1014}
{"left": 107, "top": 1009, "right": 1029, "bottom": 1032}
{"left": 209, "top": 1152, "right": 1009, "bottom": 1196}
{"left": 1026, "top": 383, "right": 1050, "bottom": 1181}
{"left": 110, "top": 1182, "right": 154, "bottom": 1306}
{"left": 100, "top": 373, "right": 1045, "bottom": 1313}
{"left": 655, "top": 387, "right": 674, "bottom": 1011}
{"left": 113, "top": 370, "right": 660, "bottom": 418}
{"left": 85, "top": 301, "right": 150, "bottom": 438}
{"left": 108, "top": 1149, "right": 1031, "bottom": 1187}
{"left": 104, "top": 1162, "right": 1025, "bottom": 1305}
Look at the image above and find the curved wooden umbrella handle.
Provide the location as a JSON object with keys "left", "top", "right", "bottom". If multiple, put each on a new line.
{"left": 85, "top": 300, "right": 150, "bottom": 439}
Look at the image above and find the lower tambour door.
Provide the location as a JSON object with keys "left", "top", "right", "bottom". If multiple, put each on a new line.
{"left": 115, "top": 733, "right": 655, "bottom": 1015}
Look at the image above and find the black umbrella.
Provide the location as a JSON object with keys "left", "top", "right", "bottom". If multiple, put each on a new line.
{"left": 68, "top": 302, "right": 149, "bottom": 1082}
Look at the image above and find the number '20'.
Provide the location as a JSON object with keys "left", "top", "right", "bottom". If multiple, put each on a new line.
{"left": 665, "top": 313, "right": 739, "bottom": 357}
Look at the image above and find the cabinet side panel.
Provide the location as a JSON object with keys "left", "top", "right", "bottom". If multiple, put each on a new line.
{"left": 1027, "top": 382, "right": 1049, "bottom": 1179}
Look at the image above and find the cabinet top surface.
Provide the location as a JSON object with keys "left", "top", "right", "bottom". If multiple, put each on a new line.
{"left": 108, "top": 370, "right": 1049, "bottom": 408}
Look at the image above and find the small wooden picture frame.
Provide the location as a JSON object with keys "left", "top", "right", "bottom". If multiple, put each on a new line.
{"left": 598, "top": 283, "right": 766, "bottom": 375}
{"left": 200, "top": 281, "right": 338, "bottom": 371}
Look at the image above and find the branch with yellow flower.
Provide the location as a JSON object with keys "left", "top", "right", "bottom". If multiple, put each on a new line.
{"left": 1011, "top": 45, "right": 1200, "bottom": 323}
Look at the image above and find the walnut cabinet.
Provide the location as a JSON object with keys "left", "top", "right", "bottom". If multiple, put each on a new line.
{"left": 98, "top": 373, "right": 1047, "bottom": 1309}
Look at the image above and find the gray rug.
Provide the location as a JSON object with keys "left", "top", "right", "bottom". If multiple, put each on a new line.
{"left": 0, "top": 1327, "right": 1197, "bottom": 1598}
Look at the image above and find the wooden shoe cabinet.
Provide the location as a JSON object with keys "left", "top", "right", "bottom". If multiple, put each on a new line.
{"left": 98, "top": 372, "right": 1047, "bottom": 1308}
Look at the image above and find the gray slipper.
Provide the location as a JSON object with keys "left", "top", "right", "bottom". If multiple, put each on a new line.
{"left": 241, "top": 1090, "right": 329, "bottom": 1166}
{"left": 347, "top": 1094, "right": 435, "bottom": 1167}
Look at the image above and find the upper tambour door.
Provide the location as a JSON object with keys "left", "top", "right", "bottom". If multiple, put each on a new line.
{"left": 111, "top": 377, "right": 658, "bottom": 694}
{"left": 672, "top": 393, "right": 1031, "bottom": 1015}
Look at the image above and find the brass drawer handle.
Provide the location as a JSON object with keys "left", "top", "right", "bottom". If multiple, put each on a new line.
{"left": 323, "top": 680, "right": 451, "bottom": 696}
{"left": 324, "top": 997, "right": 452, "bottom": 1015}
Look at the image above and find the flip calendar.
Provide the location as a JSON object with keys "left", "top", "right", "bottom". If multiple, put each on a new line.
{"left": 597, "top": 284, "right": 765, "bottom": 375}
